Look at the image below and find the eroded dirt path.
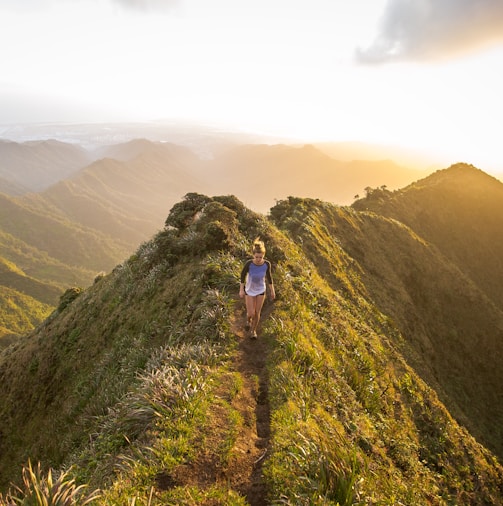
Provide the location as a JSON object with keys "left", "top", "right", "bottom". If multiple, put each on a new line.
{"left": 157, "top": 299, "right": 273, "bottom": 505}
{"left": 227, "top": 299, "right": 273, "bottom": 505}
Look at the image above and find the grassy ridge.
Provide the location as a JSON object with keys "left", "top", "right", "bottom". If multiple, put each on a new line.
{"left": 270, "top": 195, "right": 503, "bottom": 460}
{"left": 352, "top": 163, "right": 503, "bottom": 312}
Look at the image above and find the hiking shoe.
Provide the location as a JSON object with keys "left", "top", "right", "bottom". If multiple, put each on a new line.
{"left": 244, "top": 317, "right": 252, "bottom": 332}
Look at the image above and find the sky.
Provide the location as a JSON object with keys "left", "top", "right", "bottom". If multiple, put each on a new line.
{"left": 1, "top": 0, "right": 503, "bottom": 173}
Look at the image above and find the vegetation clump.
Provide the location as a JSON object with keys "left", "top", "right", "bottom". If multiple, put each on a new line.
{"left": 57, "top": 286, "right": 83, "bottom": 312}
{"left": 0, "top": 461, "right": 100, "bottom": 506}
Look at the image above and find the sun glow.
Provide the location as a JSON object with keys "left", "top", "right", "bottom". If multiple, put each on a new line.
{"left": 1, "top": 0, "right": 503, "bottom": 174}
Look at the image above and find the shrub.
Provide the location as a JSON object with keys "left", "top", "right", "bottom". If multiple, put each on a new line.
{"left": 57, "top": 287, "right": 83, "bottom": 312}
{"left": 165, "top": 193, "right": 212, "bottom": 230}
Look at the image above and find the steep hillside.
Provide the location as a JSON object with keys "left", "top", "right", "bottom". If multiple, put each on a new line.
{"left": 0, "top": 193, "right": 129, "bottom": 272}
{"left": 23, "top": 141, "right": 207, "bottom": 244}
{"left": 0, "top": 192, "right": 133, "bottom": 339}
{"left": 1, "top": 193, "right": 502, "bottom": 505}
{"left": 0, "top": 257, "right": 61, "bottom": 305}
{"left": 0, "top": 230, "right": 94, "bottom": 288}
{"left": 0, "top": 139, "right": 91, "bottom": 192}
{"left": 0, "top": 284, "right": 53, "bottom": 346}
{"left": 352, "top": 163, "right": 503, "bottom": 312}
{"left": 0, "top": 229, "right": 101, "bottom": 341}
{"left": 270, "top": 197, "right": 503, "bottom": 460}
{"left": 0, "top": 256, "right": 60, "bottom": 344}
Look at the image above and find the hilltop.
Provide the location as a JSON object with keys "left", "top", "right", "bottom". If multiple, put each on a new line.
{"left": 353, "top": 163, "right": 503, "bottom": 312}
{"left": 1, "top": 175, "right": 503, "bottom": 504}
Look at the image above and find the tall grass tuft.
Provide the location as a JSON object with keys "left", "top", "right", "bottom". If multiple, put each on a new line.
{"left": 268, "top": 429, "right": 364, "bottom": 506}
{"left": 0, "top": 461, "right": 100, "bottom": 505}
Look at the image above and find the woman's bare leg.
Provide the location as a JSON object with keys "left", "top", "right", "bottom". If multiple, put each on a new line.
{"left": 245, "top": 294, "right": 265, "bottom": 336}
{"left": 245, "top": 295, "right": 255, "bottom": 332}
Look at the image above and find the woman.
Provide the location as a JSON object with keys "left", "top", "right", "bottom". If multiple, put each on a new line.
{"left": 239, "top": 238, "right": 275, "bottom": 338}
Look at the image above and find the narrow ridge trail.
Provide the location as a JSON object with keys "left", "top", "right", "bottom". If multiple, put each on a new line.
{"left": 227, "top": 299, "right": 273, "bottom": 505}
{"left": 156, "top": 299, "right": 273, "bottom": 505}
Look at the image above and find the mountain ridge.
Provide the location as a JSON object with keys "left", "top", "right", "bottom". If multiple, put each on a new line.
{"left": 270, "top": 189, "right": 503, "bottom": 459}
{"left": 353, "top": 163, "right": 503, "bottom": 312}
{"left": 1, "top": 177, "right": 503, "bottom": 503}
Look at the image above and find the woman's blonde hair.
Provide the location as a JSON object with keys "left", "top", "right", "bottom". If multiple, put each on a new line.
{"left": 252, "top": 237, "right": 266, "bottom": 254}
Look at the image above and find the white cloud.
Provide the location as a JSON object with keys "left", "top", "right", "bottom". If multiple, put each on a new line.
{"left": 356, "top": 0, "right": 503, "bottom": 63}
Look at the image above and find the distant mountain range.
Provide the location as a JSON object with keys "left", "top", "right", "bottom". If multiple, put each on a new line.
{"left": 0, "top": 139, "right": 92, "bottom": 192}
{"left": 1, "top": 163, "right": 503, "bottom": 503}
{"left": 0, "top": 136, "right": 435, "bottom": 339}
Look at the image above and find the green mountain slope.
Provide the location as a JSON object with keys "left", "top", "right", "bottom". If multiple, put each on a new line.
{"left": 0, "top": 193, "right": 129, "bottom": 272}
{"left": 352, "top": 163, "right": 503, "bottom": 312}
{"left": 0, "top": 285, "right": 53, "bottom": 343}
{"left": 270, "top": 196, "right": 503, "bottom": 460}
{"left": 0, "top": 229, "right": 99, "bottom": 342}
{"left": 0, "top": 229, "right": 94, "bottom": 288}
{"left": 0, "top": 191, "right": 133, "bottom": 339}
{"left": 25, "top": 141, "right": 207, "bottom": 244}
{"left": 1, "top": 193, "right": 502, "bottom": 505}
{"left": 0, "top": 257, "right": 61, "bottom": 305}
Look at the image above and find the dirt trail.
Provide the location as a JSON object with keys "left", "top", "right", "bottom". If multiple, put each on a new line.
{"left": 227, "top": 299, "right": 273, "bottom": 505}
{"left": 156, "top": 299, "right": 273, "bottom": 505}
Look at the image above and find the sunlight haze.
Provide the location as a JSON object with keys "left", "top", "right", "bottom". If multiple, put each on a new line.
{"left": 1, "top": 0, "right": 503, "bottom": 174}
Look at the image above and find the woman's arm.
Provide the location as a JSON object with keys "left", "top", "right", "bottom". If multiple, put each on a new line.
{"left": 266, "top": 261, "right": 275, "bottom": 299}
{"left": 240, "top": 259, "right": 252, "bottom": 283}
{"left": 239, "top": 260, "right": 252, "bottom": 298}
